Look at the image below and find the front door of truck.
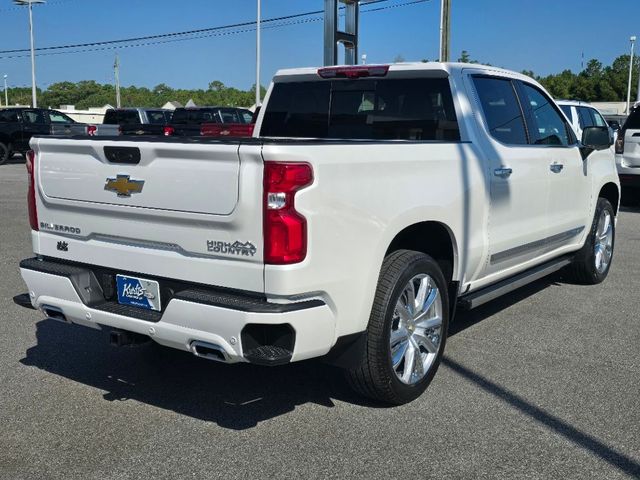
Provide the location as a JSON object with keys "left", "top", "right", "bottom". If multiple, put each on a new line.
{"left": 516, "top": 81, "right": 592, "bottom": 252}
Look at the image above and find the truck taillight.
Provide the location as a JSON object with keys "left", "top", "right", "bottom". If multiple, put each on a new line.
{"left": 87, "top": 125, "right": 97, "bottom": 136}
{"left": 263, "top": 162, "right": 313, "bottom": 265}
{"left": 26, "top": 150, "right": 38, "bottom": 231}
{"left": 163, "top": 126, "right": 175, "bottom": 136}
{"left": 615, "top": 130, "right": 625, "bottom": 154}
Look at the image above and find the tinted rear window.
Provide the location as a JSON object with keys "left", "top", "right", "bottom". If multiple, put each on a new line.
{"left": 261, "top": 78, "right": 460, "bottom": 141}
{"left": 146, "top": 110, "right": 167, "bottom": 124}
{"left": 103, "top": 110, "right": 140, "bottom": 125}
{"left": 624, "top": 109, "right": 640, "bottom": 129}
{"left": 171, "top": 109, "right": 220, "bottom": 124}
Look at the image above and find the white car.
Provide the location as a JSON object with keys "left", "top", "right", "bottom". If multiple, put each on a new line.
{"left": 556, "top": 99, "right": 613, "bottom": 142}
{"left": 615, "top": 106, "right": 640, "bottom": 200}
{"left": 16, "top": 63, "right": 620, "bottom": 405}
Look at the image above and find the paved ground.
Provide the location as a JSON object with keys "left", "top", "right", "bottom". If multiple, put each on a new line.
{"left": 1, "top": 159, "right": 639, "bottom": 479}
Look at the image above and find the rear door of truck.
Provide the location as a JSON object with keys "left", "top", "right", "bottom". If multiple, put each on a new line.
{"left": 31, "top": 136, "right": 265, "bottom": 293}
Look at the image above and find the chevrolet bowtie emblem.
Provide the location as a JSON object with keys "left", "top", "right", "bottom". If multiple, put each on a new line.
{"left": 104, "top": 174, "right": 145, "bottom": 197}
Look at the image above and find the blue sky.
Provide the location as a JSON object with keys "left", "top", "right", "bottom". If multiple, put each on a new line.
{"left": 0, "top": 0, "right": 638, "bottom": 91}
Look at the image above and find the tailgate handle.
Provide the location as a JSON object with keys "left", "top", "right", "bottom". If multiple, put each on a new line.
{"left": 104, "top": 146, "right": 141, "bottom": 165}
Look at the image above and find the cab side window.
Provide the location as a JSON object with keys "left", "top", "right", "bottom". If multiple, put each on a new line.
{"left": 48, "top": 111, "right": 74, "bottom": 124}
{"left": 0, "top": 110, "right": 19, "bottom": 122}
{"left": 519, "top": 83, "right": 572, "bottom": 146}
{"left": 577, "top": 107, "right": 595, "bottom": 129}
{"left": 473, "top": 77, "right": 528, "bottom": 145}
{"left": 22, "top": 110, "right": 47, "bottom": 125}
{"left": 590, "top": 108, "right": 607, "bottom": 127}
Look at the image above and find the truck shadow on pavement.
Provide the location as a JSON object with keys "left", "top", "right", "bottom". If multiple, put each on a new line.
{"left": 20, "top": 322, "right": 357, "bottom": 430}
{"left": 18, "top": 271, "right": 640, "bottom": 479}
{"left": 17, "top": 272, "right": 572, "bottom": 433}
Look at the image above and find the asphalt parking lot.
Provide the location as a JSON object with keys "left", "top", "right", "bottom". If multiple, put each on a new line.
{"left": 1, "top": 158, "right": 639, "bottom": 480}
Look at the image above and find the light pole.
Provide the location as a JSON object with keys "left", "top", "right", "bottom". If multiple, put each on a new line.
{"left": 626, "top": 35, "right": 636, "bottom": 115}
{"left": 3, "top": 75, "right": 7, "bottom": 107}
{"left": 255, "top": 0, "right": 261, "bottom": 107}
{"left": 14, "top": 0, "right": 45, "bottom": 108}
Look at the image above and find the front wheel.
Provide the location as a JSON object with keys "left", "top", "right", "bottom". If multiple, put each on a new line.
{"left": 567, "top": 198, "right": 615, "bottom": 284}
{"left": 345, "top": 250, "right": 449, "bottom": 405}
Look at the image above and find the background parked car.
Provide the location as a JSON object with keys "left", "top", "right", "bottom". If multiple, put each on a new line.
{"left": 556, "top": 100, "right": 613, "bottom": 143}
{"left": 168, "top": 107, "right": 253, "bottom": 136}
{"left": 0, "top": 107, "right": 87, "bottom": 164}
{"left": 96, "top": 108, "right": 173, "bottom": 136}
{"left": 615, "top": 106, "right": 640, "bottom": 204}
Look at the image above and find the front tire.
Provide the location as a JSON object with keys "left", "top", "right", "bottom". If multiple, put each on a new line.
{"left": 568, "top": 198, "right": 615, "bottom": 284}
{"left": 345, "top": 250, "right": 449, "bottom": 405}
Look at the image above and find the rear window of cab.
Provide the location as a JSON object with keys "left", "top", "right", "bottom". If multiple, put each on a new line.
{"left": 261, "top": 77, "right": 460, "bottom": 141}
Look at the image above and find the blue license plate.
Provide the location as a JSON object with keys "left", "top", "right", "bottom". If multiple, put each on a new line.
{"left": 116, "top": 275, "right": 161, "bottom": 311}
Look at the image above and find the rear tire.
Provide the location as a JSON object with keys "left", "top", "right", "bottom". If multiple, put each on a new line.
{"left": 345, "top": 250, "right": 449, "bottom": 405}
{"left": 0, "top": 143, "right": 9, "bottom": 165}
{"left": 567, "top": 198, "right": 615, "bottom": 284}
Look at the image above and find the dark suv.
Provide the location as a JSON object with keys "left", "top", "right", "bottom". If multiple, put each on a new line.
{"left": 0, "top": 108, "right": 79, "bottom": 164}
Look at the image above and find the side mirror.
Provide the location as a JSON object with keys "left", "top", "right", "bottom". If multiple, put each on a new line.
{"left": 582, "top": 126, "right": 611, "bottom": 150}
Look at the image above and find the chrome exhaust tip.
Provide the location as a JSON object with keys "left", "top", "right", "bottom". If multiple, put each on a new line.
{"left": 190, "top": 340, "right": 229, "bottom": 363}
{"left": 42, "top": 305, "right": 69, "bottom": 323}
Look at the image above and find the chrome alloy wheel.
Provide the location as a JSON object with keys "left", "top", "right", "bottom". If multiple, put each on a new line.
{"left": 594, "top": 209, "right": 613, "bottom": 274}
{"left": 390, "top": 274, "right": 443, "bottom": 385}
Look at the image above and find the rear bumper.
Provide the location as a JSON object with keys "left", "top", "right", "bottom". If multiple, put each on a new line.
{"left": 19, "top": 257, "right": 336, "bottom": 364}
{"left": 616, "top": 155, "right": 640, "bottom": 187}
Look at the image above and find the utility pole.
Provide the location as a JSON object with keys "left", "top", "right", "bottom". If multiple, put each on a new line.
{"left": 255, "top": 0, "right": 261, "bottom": 107}
{"left": 114, "top": 53, "right": 121, "bottom": 108}
{"left": 439, "top": 0, "right": 451, "bottom": 62}
{"left": 626, "top": 36, "right": 636, "bottom": 114}
{"left": 3, "top": 75, "right": 7, "bottom": 107}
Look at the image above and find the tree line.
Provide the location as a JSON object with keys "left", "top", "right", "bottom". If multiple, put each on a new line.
{"left": 3, "top": 81, "right": 265, "bottom": 110}
{"left": 3, "top": 53, "right": 639, "bottom": 109}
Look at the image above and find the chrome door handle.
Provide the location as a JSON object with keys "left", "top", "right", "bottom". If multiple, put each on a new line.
{"left": 494, "top": 167, "right": 513, "bottom": 178}
{"left": 550, "top": 163, "right": 564, "bottom": 173}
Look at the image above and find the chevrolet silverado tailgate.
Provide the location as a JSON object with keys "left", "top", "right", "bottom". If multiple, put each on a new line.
{"left": 31, "top": 136, "right": 265, "bottom": 292}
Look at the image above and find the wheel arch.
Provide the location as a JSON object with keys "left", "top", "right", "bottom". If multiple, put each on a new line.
{"left": 598, "top": 182, "right": 620, "bottom": 215}
{"left": 385, "top": 221, "right": 459, "bottom": 283}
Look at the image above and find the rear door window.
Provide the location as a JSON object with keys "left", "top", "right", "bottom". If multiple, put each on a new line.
{"left": 473, "top": 77, "right": 528, "bottom": 145}
{"left": 577, "top": 107, "right": 595, "bottom": 128}
{"left": 261, "top": 77, "right": 460, "bottom": 141}
{"left": 22, "top": 110, "right": 47, "bottom": 124}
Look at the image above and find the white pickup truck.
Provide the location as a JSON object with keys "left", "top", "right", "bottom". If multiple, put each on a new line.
{"left": 16, "top": 63, "right": 620, "bottom": 404}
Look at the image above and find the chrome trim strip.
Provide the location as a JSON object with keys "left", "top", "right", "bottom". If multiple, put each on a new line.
{"left": 490, "top": 226, "right": 585, "bottom": 264}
